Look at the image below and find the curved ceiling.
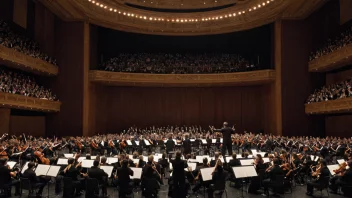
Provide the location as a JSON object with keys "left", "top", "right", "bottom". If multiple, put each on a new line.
{"left": 39, "top": 0, "right": 328, "bottom": 35}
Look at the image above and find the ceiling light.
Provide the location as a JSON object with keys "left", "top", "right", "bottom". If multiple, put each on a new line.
{"left": 220, "top": 16, "right": 223, "bottom": 19}
{"left": 104, "top": 6, "right": 107, "bottom": 9}
{"left": 100, "top": 4, "right": 103, "bottom": 7}
{"left": 96, "top": 3, "right": 99, "bottom": 6}
{"left": 144, "top": 16, "right": 147, "bottom": 19}
{"left": 123, "top": 12, "right": 126, "bottom": 15}
{"left": 262, "top": 2, "right": 266, "bottom": 6}
{"left": 249, "top": 9, "right": 252, "bottom": 11}
{"left": 204, "top": 2, "right": 206, "bottom": 4}
{"left": 91, "top": 0, "right": 95, "bottom": 3}
{"left": 109, "top": 8, "right": 113, "bottom": 11}
{"left": 127, "top": 13, "right": 131, "bottom": 16}
{"left": 229, "top": 14, "right": 232, "bottom": 17}
{"left": 118, "top": 11, "right": 121, "bottom": 14}
{"left": 195, "top": 19, "right": 198, "bottom": 22}
{"left": 131, "top": 14, "right": 134, "bottom": 17}
{"left": 238, "top": 12, "right": 241, "bottom": 15}
{"left": 114, "top": 9, "right": 117, "bottom": 12}
{"left": 254, "top": 7, "right": 257, "bottom": 10}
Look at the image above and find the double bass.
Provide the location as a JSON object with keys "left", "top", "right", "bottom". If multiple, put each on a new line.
{"left": 34, "top": 150, "right": 50, "bottom": 165}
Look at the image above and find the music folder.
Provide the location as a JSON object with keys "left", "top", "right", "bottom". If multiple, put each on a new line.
{"left": 327, "top": 164, "right": 340, "bottom": 176}
{"left": 144, "top": 139, "right": 151, "bottom": 146}
{"left": 240, "top": 159, "right": 254, "bottom": 166}
{"left": 64, "top": 154, "right": 74, "bottom": 158}
{"left": 200, "top": 167, "right": 214, "bottom": 181}
{"left": 21, "top": 162, "right": 30, "bottom": 174}
{"left": 100, "top": 166, "right": 114, "bottom": 177}
{"left": 135, "top": 141, "right": 140, "bottom": 146}
{"left": 35, "top": 164, "right": 51, "bottom": 176}
{"left": 107, "top": 157, "right": 118, "bottom": 164}
{"left": 46, "top": 166, "right": 61, "bottom": 177}
{"left": 82, "top": 160, "right": 94, "bottom": 168}
{"left": 201, "top": 139, "right": 207, "bottom": 144}
{"left": 130, "top": 167, "right": 142, "bottom": 179}
{"left": 185, "top": 162, "right": 197, "bottom": 171}
{"left": 233, "top": 166, "right": 258, "bottom": 178}
{"left": 57, "top": 158, "right": 68, "bottom": 165}
{"left": 126, "top": 140, "right": 132, "bottom": 146}
{"left": 337, "top": 159, "right": 345, "bottom": 165}
{"left": 7, "top": 161, "right": 17, "bottom": 169}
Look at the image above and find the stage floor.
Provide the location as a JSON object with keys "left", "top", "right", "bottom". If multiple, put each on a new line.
{"left": 15, "top": 180, "right": 346, "bottom": 198}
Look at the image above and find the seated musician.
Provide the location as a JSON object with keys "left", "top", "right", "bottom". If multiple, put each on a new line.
{"left": 329, "top": 160, "right": 352, "bottom": 194}
{"left": 100, "top": 157, "right": 108, "bottom": 166}
{"left": 22, "top": 162, "right": 48, "bottom": 197}
{"left": 165, "top": 135, "right": 175, "bottom": 154}
{"left": 60, "top": 158, "right": 86, "bottom": 196}
{"left": 248, "top": 154, "right": 265, "bottom": 194}
{"left": 141, "top": 165, "right": 161, "bottom": 197}
{"left": 306, "top": 160, "right": 330, "bottom": 196}
{"left": 115, "top": 159, "right": 134, "bottom": 198}
{"left": 0, "top": 158, "right": 20, "bottom": 196}
{"left": 262, "top": 158, "right": 285, "bottom": 196}
{"left": 125, "top": 155, "right": 136, "bottom": 167}
{"left": 210, "top": 152, "right": 220, "bottom": 167}
{"left": 143, "top": 155, "right": 162, "bottom": 184}
{"left": 228, "top": 153, "right": 241, "bottom": 167}
{"left": 137, "top": 155, "right": 146, "bottom": 168}
{"left": 88, "top": 160, "right": 108, "bottom": 196}
{"left": 183, "top": 134, "right": 192, "bottom": 156}
{"left": 192, "top": 158, "right": 211, "bottom": 193}
{"left": 207, "top": 159, "right": 228, "bottom": 198}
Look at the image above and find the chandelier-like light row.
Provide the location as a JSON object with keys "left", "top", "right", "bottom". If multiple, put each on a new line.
{"left": 87, "top": 0, "right": 275, "bottom": 23}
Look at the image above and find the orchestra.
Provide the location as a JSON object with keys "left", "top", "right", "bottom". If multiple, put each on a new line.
{"left": 0, "top": 125, "right": 352, "bottom": 197}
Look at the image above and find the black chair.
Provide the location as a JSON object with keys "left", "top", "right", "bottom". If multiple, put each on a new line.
{"left": 85, "top": 178, "right": 100, "bottom": 198}
{"left": 341, "top": 184, "right": 352, "bottom": 197}
{"left": 268, "top": 175, "right": 285, "bottom": 196}
{"left": 211, "top": 176, "right": 227, "bottom": 198}
{"left": 116, "top": 186, "right": 134, "bottom": 198}
{"left": 20, "top": 177, "right": 37, "bottom": 197}
{"left": 0, "top": 181, "right": 10, "bottom": 197}
{"left": 314, "top": 176, "right": 330, "bottom": 197}
{"left": 63, "top": 177, "right": 74, "bottom": 197}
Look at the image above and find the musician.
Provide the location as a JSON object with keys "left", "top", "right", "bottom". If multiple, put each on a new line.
{"left": 60, "top": 158, "right": 85, "bottom": 196}
{"left": 262, "top": 158, "right": 285, "bottom": 196}
{"left": 306, "top": 160, "right": 330, "bottom": 196}
{"left": 329, "top": 160, "right": 352, "bottom": 194}
{"left": 210, "top": 152, "right": 220, "bottom": 167}
{"left": 142, "top": 155, "right": 162, "bottom": 184}
{"left": 192, "top": 158, "right": 211, "bottom": 193}
{"left": 115, "top": 159, "right": 134, "bottom": 198}
{"left": 0, "top": 158, "right": 20, "bottom": 196}
{"left": 170, "top": 151, "right": 188, "bottom": 198}
{"left": 211, "top": 122, "right": 234, "bottom": 158}
{"left": 137, "top": 155, "right": 146, "bottom": 168}
{"left": 22, "top": 162, "right": 48, "bottom": 197}
{"left": 141, "top": 165, "right": 161, "bottom": 197}
{"left": 165, "top": 135, "right": 175, "bottom": 154}
{"left": 100, "top": 157, "right": 108, "bottom": 166}
{"left": 88, "top": 160, "right": 108, "bottom": 196}
{"left": 183, "top": 134, "right": 192, "bottom": 156}
{"left": 207, "top": 159, "right": 228, "bottom": 198}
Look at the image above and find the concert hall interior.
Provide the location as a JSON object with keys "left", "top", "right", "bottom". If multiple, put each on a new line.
{"left": 0, "top": 0, "right": 352, "bottom": 197}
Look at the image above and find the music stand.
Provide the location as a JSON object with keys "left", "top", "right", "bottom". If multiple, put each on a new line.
{"left": 233, "top": 166, "right": 258, "bottom": 198}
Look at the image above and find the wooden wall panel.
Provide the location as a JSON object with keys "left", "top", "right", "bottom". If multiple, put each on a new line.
{"left": 10, "top": 116, "right": 45, "bottom": 137}
{"left": 0, "top": 108, "right": 10, "bottom": 135}
{"left": 326, "top": 115, "right": 352, "bottom": 137}
{"left": 100, "top": 86, "right": 267, "bottom": 134}
{"left": 326, "top": 69, "right": 352, "bottom": 85}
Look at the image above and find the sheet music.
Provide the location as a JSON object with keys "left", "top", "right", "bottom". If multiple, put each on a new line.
{"left": 233, "top": 166, "right": 258, "bottom": 178}
{"left": 57, "top": 158, "right": 68, "bottom": 165}
{"left": 169, "top": 162, "right": 173, "bottom": 170}
{"left": 78, "top": 157, "right": 85, "bottom": 162}
{"left": 188, "top": 159, "right": 198, "bottom": 163}
{"left": 225, "top": 156, "right": 232, "bottom": 162}
{"left": 143, "top": 156, "right": 148, "bottom": 162}
{"left": 220, "top": 138, "right": 223, "bottom": 143}
{"left": 144, "top": 139, "right": 151, "bottom": 146}
{"left": 47, "top": 166, "right": 61, "bottom": 177}
{"left": 337, "top": 159, "right": 345, "bottom": 165}
{"left": 126, "top": 140, "right": 132, "bottom": 146}
{"left": 64, "top": 154, "right": 74, "bottom": 158}
{"left": 185, "top": 162, "right": 197, "bottom": 171}
{"left": 153, "top": 155, "right": 160, "bottom": 162}
{"left": 35, "top": 164, "right": 50, "bottom": 176}
{"left": 130, "top": 167, "right": 142, "bottom": 179}
{"left": 257, "top": 152, "right": 266, "bottom": 157}
{"left": 133, "top": 159, "right": 139, "bottom": 164}
{"left": 155, "top": 153, "right": 163, "bottom": 157}
{"left": 200, "top": 167, "right": 213, "bottom": 181}
{"left": 190, "top": 139, "right": 195, "bottom": 142}
{"left": 327, "top": 164, "right": 340, "bottom": 176}
{"left": 263, "top": 158, "right": 270, "bottom": 163}
{"left": 251, "top": 149, "right": 257, "bottom": 155}
{"left": 100, "top": 166, "right": 114, "bottom": 177}
{"left": 135, "top": 141, "right": 139, "bottom": 146}
{"left": 201, "top": 139, "right": 207, "bottom": 144}
{"left": 7, "top": 161, "right": 16, "bottom": 169}
{"left": 90, "top": 156, "right": 97, "bottom": 160}
{"left": 211, "top": 157, "right": 224, "bottom": 163}
{"left": 240, "top": 159, "right": 254, "bottom": 166}
{"left": 82, "top": 160, "right": 94, "bottom": 168}
{"left": 107, "top": 157, "right": 118, "bottom": 164}
{"left": 21, "top": 162, "right": 29, "bottom": 174}
{"left": 212, "top": 139, "right": 216, "bottom": 144}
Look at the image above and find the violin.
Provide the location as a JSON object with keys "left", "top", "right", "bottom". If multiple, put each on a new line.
{"left": 91, "top": 140, "right": 99, "bottom": 149}
{"left": 75, "top": 139, "right": 83, "bottom": 150}
{"left": 120, "top": 139, "right": 127, "bottom": 150}
{"left": 333, "top": 162, "right": 347, "bottom": 175}
{"left": 0, "top": 146, "right": 9, "bottom": 160}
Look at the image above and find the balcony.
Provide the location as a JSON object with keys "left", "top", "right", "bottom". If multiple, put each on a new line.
{"left": 305, "top": 97, "right": 352, "bottom": 114}
{"left": 0, "top": 45, "right": 58, "bottom": 76}
{"left": 309, "top": 44, "right": 352, "bottom": 72}
{"left": 0, "top": 92, "right": 61, "bottom": 112}
{"left": 89, "top": 69, "right": 276, "bottom": 87}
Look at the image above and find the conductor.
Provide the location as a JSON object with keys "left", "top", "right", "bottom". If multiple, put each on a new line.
{"left": 210, "top": 122, "right": 234, "bottom": 159}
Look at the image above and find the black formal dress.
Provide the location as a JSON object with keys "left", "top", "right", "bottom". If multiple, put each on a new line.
{"left": 116, "top": 166, "right": 134, "bottom": 197}
{"left": 171, "top": 158, "right": 188, "bottom": 198}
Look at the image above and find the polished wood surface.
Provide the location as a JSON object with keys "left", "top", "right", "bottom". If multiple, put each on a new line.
{"left": 0, "top": 44, "right": 58, "bottom": 76}
{"left": 0, "top": 92, "right": 61, "bottom": 112}
{"left": 309, "top": 43, "right": 352, "bottom": 72}
{"left": 89, "top": 69, "right": 276, "bottom": 87}
{"left": 38, "top": 0, "right": 325, "bottom": 35}
{"left": 305, "top": 97, "right": 352, "bottom": 114}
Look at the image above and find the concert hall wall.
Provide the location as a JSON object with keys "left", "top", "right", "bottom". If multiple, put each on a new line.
{"left": 91, "top": 86, "right": 270, "bottom": 134}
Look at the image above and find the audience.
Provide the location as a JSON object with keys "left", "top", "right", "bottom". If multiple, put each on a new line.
{"left": 306, "top": 78, "right": 352, "bottom": 104}
{"left": 309, "top": 26, "right": 352, "bottom": 61}
{"left": 0, "top": 68, "right": 58, "bottom": 101}
{"left": 0, "top": 20, "right": 57, "bottom": 66}
{"left": 100, "top": 53, "right": 258, "bottom": 74}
